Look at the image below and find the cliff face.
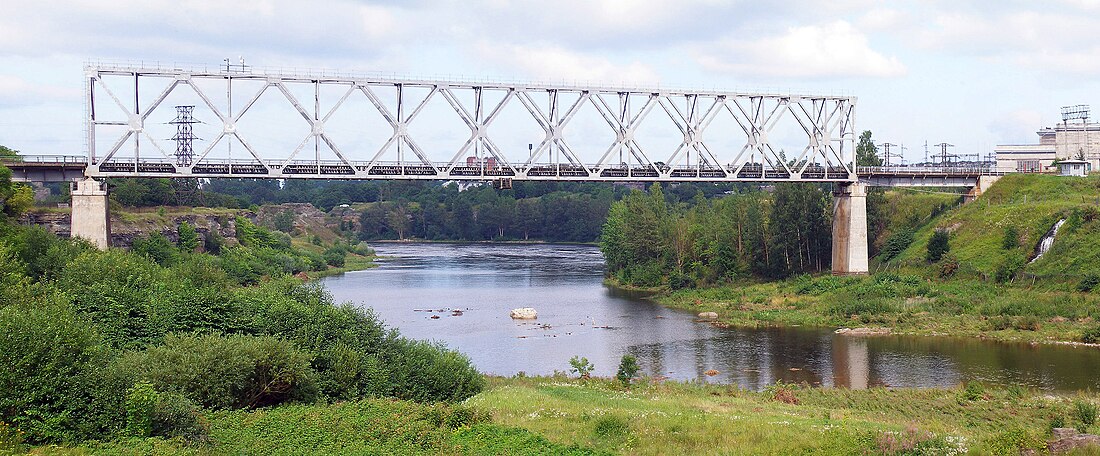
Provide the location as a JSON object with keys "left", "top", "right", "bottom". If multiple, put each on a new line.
{"left": 20, "top": 203, "right": 353, "bottom": 249}
{"left": 19, "top": 208, "right": 252, "bottom": 249}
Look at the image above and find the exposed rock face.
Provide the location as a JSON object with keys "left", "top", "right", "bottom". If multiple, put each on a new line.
{"left": 510, "top": 308, "right": 538, "bottom": 319}
{"left": 697, "top": 312, "right": 719, "bottom": 321}
{"left": 1049, "top": 428, "right": 1100, "bottom": 454}
{"left": 19, "top": 209, "right": 251, "bottom": 249}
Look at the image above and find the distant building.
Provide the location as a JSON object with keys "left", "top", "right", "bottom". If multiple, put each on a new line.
{"left": 1058, "top": 159, "right": 1090, "bottom": 177}
{"left": 995, "top": 106, "right": 1100, "bottom": 173}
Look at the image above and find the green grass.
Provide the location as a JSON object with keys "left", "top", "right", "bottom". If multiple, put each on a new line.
{"left": 889, "top": 174, "right": 1100, "bottom": 278}
{"left": 41, "top": 376, "right": 1099, "bottom": 455}
{"left": 45, "top": 398, "right": 604, "bottom": 455}
{"left": 467, "top": 376, "right": 1087, "bottom": 455}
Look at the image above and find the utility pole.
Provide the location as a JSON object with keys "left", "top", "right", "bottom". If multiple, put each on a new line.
{"left": 877, "top": 142, "right": 900, "bottom": 166}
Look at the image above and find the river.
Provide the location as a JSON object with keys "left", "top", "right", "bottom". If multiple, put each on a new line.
{"left": 322, "top": 243, "right": 1100, "bottom": 392}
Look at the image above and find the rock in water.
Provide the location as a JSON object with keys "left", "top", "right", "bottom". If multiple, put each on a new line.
{"left": 697, "top": 311, "right": 719, "bottom": 320}
{"left": 510, "top": 308, "right": 538, "bottom": 319}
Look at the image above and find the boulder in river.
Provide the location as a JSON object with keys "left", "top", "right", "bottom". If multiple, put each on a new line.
{"left": 510, "top": 308, "right": 538, "bottom": 319}
{"left": 697, "top": 311, "right": 719, "bottom": 321}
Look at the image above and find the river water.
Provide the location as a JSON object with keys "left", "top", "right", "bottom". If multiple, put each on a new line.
{"left": 322, "top": 243, "right": 1100, "bottom": 392}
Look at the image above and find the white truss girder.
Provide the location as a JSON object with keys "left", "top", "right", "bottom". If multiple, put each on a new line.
{"left": 84, "top": 63, "right": 857, "bottom": 182}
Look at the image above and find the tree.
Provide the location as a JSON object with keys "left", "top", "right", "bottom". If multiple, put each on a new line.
{"left": 855, "top": 130, "right": 882, "bottom": 167}
{"left": 0, "top": 164, "right": 33, "bottom": 219}
{"left": 927, "top": 229, "right": 950, "bottom": 263}
{"left": 177, "top": 222, "right": 199, "bottom": 253}
{"left": 385, "top": 204, "right": 411, "bottom": 240}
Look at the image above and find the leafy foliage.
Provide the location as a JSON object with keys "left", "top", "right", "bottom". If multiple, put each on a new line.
{"left": 176, "top": 221, "right": 199, "bottom": 252}
{"left": 926, "top": 229, "right": 950, "bottom": 263}
{"left": 116, "top": 333, "right": 318, "bottom": 409}
{"left": 569, "top": 356, "right": 594, "bottom": 379}
{"left": 615, "top": 355, "right": 639, "bottom": 387}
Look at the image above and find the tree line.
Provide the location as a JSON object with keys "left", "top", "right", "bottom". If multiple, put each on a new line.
{"left": 600, "top": 183, "right": 836, "bottom": 288}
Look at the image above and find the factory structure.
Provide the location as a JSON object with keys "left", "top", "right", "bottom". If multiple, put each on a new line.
{"left": 995, "top": 105, "right": 1100, "bottom": 173}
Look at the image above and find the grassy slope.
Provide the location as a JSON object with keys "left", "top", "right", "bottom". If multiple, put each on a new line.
{"left": 40, "top": 398, "right": 604, "bottom": 456}
{"left": 37, "top": 377, "right": 1100, "bottom": 455}
{"left": 656, "top": 175, "right": 1100, "bottom": 344}
{"left": 465, "top": 377, "right": 1084, "bottom": 455}
{"left": 892, "top": 174, "right": 1100, "bottom": 276}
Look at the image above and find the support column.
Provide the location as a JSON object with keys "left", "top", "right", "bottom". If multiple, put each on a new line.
{"left": 832, "top": 182, "right": 868, "bottom": 275}
{"left": 963, "top": 175, "right": 1002, "bottom": 203}
{"left": 71, "top": 177, "right": 111, "bottom": 249}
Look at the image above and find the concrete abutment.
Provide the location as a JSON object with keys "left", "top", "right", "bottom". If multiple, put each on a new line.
{"left": 70, "top": 177, "right": 110, "bottom": 249}
{"left": 832, "top": 182, "right": 869, "bottom": 275}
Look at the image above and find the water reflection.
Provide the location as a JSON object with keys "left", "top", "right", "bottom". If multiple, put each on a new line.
{"left": 322, "top": 243, "right": 1100, "bottom": 393}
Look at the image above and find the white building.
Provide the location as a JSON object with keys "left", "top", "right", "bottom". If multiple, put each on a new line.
{"left": 1058, "top": 159, "right": 1090, "bottom": 177}
{"left": 995, "top": 108, "right": 1100, "bottom": 173}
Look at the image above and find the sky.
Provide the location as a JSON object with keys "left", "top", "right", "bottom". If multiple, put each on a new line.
{"left": 3, "top": 0, "right": 1100, "bottom": 165}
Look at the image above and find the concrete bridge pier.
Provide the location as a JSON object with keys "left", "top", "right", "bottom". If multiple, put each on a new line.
{"left": 832, "top": 182, "right": 869, "bottom": 275}
{"left": 70, "top": 177, "right": 110, "bottom": 249}
{"left": 963, "top": 175, "right": 1002, "bottom": 203}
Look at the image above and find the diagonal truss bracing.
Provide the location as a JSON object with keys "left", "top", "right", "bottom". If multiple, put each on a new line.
{"left": 84, "top": 62, "right": 857, "bottom": 182}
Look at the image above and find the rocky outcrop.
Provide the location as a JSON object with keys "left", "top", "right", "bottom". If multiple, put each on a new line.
{"left": 1049, "top": 428, "right": 1100, "bottom": 454}
{"left": 697, "top": 311, "right": 719, "bottom": 321}
{"left": 510, "top": 308, "right": 538, "bottom": 319}
{"left": 19, "top": 208, "right": 251, "bottom": 249}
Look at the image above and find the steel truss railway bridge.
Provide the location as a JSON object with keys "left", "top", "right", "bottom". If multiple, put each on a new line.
{"left": 2, "top": 63, "right": 1005, "bottom": 274}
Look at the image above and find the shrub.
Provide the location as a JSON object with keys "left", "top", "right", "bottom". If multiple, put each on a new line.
{"left": 1001, "top": 226, "right": 1019, "bottom": 250}
{"left": 1074, "top": 400, "right": 1098, "bottom": 431}
{"left": 151, "top": 391, "right": 208, "bottom": 443}
{"left": 177, "top": 221, "right": 200, "bottom": 253}
{"left": 766, "top": 381, "right": 799, "bottom": 405}
{"left": 0, "top": 301, "right": 123, "bottom": 443}
{"left": 1078, "top": 274, "right": 1100, "bottom": 292}
{"left": 926, "top": 229, "right": 950, "bottom": 263}
{"left": 616, "top": 355, "right": 639, "bottom": 387}
{"left": 592, "top": 415, "right": 631, "bottom": 440}
{"left": 569, "top": 356, "right": 594, "bottom": 379}
{"left": 132, "top": 232, "right": 180, "bottom": 267}
{"left": 1082, "top": 325, "right": 1100, "bottom": 344}
{"left": 323, "top": 247, "right": 347, "bottom": 268}
{"left": 937, "top": 255, "right": 960, "bottom": 279}
{"left": 960, "top": 382, "right": 985, "bottom": 402}
{"left": 994, "top": 252, "right": 1026, "bottom": 284}
{"left": 878, "top": 228, "right": 914, "bottom": 262}
{"left": 123, "top": 382, "right": 158, "bottom": 437}
{"left": 117, "top": 333, "right": 319, "bottom": 409}
{"left": 385, "top": 339, "right": 485, "bottom": 403}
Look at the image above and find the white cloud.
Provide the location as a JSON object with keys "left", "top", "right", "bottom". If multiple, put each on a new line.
{"left": 0, "top": 75, "right": 81, "bottom": 107}
{"left": 695, "top": 21, "right": 906, "bottom": 79}
{"left": 988, "top": 109, "right": 1044, "bottom": 144}
{"left": 475, "top": 43, "right": 660, "bottom": 86}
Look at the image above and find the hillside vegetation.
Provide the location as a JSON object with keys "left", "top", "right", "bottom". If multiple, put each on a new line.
{"left": 609, "top": 174, "right": 1100, "bottom": 344}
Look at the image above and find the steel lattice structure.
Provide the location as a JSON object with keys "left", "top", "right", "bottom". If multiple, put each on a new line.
{"left": 84, "top": 62, "right": 857, "bottom": 182}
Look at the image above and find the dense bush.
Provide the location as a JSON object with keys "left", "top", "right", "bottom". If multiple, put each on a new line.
{"left": 116, "top": 333, "right": 318, "bottom": 409}
{"left": 926, "top": 229, "right": 950, "bottom": 263}
{"left": 0, "top": 302, "right": 126, "bottom": 443}
{"left": 994, "top": 252, "right": 1026, "bottom": 283}
{"left": 878, "top": 228, "right": 914, "bottom": 262}
{"left": 131, "top": 232, "right": 179, "bottom": 267}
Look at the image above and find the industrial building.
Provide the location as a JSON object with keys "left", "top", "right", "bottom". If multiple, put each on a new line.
{"left": 995, "top": 105, "right": 1100, "bottom": 173}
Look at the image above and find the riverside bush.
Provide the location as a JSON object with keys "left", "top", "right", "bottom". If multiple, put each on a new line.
{"left": 0, "top": 301, "right": 125, "bottom": 443}
{"left": 116, "top": 333, "right": 319, "bottom": 409}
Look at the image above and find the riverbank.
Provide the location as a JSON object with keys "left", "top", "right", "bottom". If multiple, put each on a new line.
{"left": 639, "top": 274, "right": 1100, "bottom": 346}
{"left": 37, "top": 376, "right": 1100, "bottom": 455}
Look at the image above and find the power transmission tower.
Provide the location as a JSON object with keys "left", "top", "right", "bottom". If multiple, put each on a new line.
{"left": 877, "top": 142, "right": 901, "bottom": 166}
{"left": 169, "top": 106, "right": 198, "bottom": 166}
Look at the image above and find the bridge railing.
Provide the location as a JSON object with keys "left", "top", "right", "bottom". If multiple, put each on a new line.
{"left": 0, "top": 155, "right": 89, "bottom": 165}
{"left": 857, "top": 166, "right": 1010, "bottom": 176}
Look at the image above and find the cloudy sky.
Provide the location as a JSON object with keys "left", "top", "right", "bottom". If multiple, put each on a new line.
{"left": 3, "top": 0, "right": 1100, "bottom": 164}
